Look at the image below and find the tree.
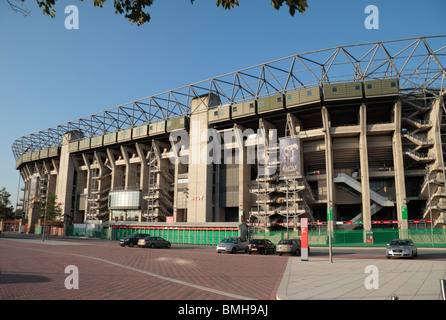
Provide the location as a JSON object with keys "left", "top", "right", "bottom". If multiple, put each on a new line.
{"left": 0, "top": 187, "right": 15, "bottom": 220}
{"left": 39, "top": 192, "right": 62, "bottom": 221}
{"left": 8, "top": 0, "right": 308, "bottom": 26}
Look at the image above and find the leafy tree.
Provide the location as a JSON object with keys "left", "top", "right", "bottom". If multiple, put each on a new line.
{"left": 7, "top": 0, "right": 308, "bottom": 26}
{"left": 0, "top": 187, "right": 15, "bottom": 220}
{"left": 39, "top": 192, "right": 62, "bottom": 221}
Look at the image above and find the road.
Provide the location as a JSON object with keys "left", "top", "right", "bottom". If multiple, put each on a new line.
{"left": 1, "top": 236, "right": 445, "bottom": 301}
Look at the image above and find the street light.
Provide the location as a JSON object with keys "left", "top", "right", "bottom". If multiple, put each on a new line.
{"left": 41, "top": 173, "right": 49, "bottom": 242}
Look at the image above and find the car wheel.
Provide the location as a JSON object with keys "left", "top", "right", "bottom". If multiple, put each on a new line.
{"left": 120, "top": 244, "right": 125, "bottom": 247}
{"left": 386, "top": 254, "right": 390, "bottom": 259}
{"left": 129, "top": 242, "right": 134, "bottom": 247}
{"left": 279, "top": 253, "right": 283, "bottom": 256}
{"left": 150, "top": 243, "right": 155, "bottom": 248}
{"left": 166, "top": 243, "right": 171, "bottom": 249}
{"left": 248, "top": 251, "right": 252, "bottom": 255}
{"left": 231, "top": 247, "right": 237, "bottom": 254}
{"left": 296, "top": 249, "right": 300, "bottom": 256}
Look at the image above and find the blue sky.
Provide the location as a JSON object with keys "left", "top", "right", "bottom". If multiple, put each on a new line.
{"left": 1, "top": 0, "right": 445, "bottom": 207}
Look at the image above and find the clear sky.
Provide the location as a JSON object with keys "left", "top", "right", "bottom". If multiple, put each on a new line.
{"left": 1, "top": 0, "right": 445, "bottom": 208}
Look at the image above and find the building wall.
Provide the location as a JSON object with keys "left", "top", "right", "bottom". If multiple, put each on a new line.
{"left": 17, "top": 93, "right": 446, "bottom": 232}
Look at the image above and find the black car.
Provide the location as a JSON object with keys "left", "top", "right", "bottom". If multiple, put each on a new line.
{"left": 248, "top": 239, "right": 276, "bottom": 255}
{"left": 119, "top": 233, "right": 148, "bottom": 247}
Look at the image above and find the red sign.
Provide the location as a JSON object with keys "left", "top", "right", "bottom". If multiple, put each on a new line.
{"left": 301, "top": 218, "right": 308, "bottom": 249}
{"left": 166, "top": 216, "right": 174, "bottom": 223}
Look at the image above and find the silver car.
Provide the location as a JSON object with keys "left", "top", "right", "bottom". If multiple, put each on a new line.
{"left": 216, "top": 236, "right": 248, "bottom": 254}
{"left": 386, "top": 239, "right": 417, "bottom": 259}
{"left": 138, "top": 236, "right": 171, "bottom": 248}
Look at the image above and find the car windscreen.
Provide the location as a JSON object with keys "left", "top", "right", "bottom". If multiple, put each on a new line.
{"left": 249, "top": 240, "right": 264, "bottom": 244}
{"left": 390, "top": 240, "right": 410, "bottom": 246}
{"left": 220, "top": 238, "right": 235, "bottom": 243}
{"left": 278, "top": 240, "right": 292, "bottom": 244}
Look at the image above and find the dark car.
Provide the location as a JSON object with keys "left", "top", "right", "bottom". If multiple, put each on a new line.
{"left": 248, "top": 239, "right": 276, "bottom": 255}
{"left": 138, "top": 236, "right": 171, "bottom": 248}
{"left": 119, "top": 233, "right": 148, "bottom": 247}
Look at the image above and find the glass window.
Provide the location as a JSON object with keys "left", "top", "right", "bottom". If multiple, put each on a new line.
{"left": 259, "top": 101, "right": 263, "bottom": 107}
{"left": 367, "top": 84, "right": 373, "bottom": 89}
{"left": 233, "top": 107, "right": 237, "bottom": 112}
{"left": 332, "top": 87, "right": 337, "bottom": 92}
{"left": 355, "top": 85, "right": 360, "bottom": 90}
{"left": 287, "top": 95, "right": 292, "bottom": 100}
{"left": 249, "top": 103, "right": 254, "bottom": 108}
{"left": 180, "top": 118, "right": 184, "bottom": 124}
{"left": 277, "top": 97, "right": 282, "bottom": 102}
{"left": 214, "top": 111, "right": 218, "bottom": 116}
{"left": 391, "top": 82, "right": 396, "bottom": 87}
{"left": 307, "top": 90, "right": 312, "bottom": 96}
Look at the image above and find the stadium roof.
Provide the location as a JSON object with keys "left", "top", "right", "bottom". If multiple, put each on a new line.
{"left": 12, "top": 35, "right": 446, "bottom": 159}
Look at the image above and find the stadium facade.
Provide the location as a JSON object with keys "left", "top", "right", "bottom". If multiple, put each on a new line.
{"left": 12, "top": 36, "right": 446, "bottom": 234}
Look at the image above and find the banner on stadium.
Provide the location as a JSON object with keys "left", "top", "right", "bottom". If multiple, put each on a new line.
{"left": 279, "top": 137, "right": 301, "bottom": 179}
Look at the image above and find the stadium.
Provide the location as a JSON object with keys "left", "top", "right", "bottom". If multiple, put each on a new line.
{"left": 11, "top": 36, "right": 446, "bottom": 241}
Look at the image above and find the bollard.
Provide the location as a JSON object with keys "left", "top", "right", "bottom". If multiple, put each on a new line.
{"left": 441, "top": 279, "right": 446, "bottom": 300}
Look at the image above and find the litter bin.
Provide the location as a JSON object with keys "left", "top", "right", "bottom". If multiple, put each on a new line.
{"left": 365, "top": 232, "right": 374, "bottom": 244}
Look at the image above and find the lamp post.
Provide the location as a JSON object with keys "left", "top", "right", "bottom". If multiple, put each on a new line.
{"left": 425, "top": 165, "right": 434, "bottom": 247}
{"left": 41, "top": 173, "right": 49, "bottom": 242}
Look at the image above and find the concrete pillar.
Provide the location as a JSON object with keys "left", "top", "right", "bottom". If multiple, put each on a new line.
{"left": 321, "top": 107, "right": 336, "bottom": 225}
{"left": 135, "top": 143, "right": 149, "bottom": 222}
{"left": 234, "top": 124, "right": 251, "bottom": 223}
{"left": 187, "top": 93, "right": 220, "bottom": 222}
{"left": 392, "top": 101, "right": 408, "bottom": 230}
{"left": 55, "top": 131, "right": 80, "bottom": 224}
{"left": 359, "top": 104, "right": 372, "bottom": 231}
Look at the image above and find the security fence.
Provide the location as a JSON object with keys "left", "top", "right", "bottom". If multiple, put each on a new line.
{"left": 112, "top": 226, "right": 239, "bottom": 245}
{"left": 65, "top": 224, "right": 446, "bottom": 248}
{"left": 248, "top": 228, "right": 446, "bottom": 248}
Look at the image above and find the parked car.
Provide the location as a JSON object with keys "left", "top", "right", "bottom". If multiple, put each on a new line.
{"left": 119, "top": 233, "right": 148, "bottom": 247}
{"left": 248, "top": 239, "right": 276, "bottom": 255}
{"left": 138, "top": 236, "right": 171, "bottom": 248}
{"left": 216, "top": 236, "right": 249, "bottom": 254}
{"left": 386, "top": 239, "right": 417, "bottom": 259}
{"left": 277, "top": 238, "right": 301, "bottom": 256}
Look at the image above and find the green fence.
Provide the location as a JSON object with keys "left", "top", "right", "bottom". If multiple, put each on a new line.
{"left": 67, "top": 225, "right": 110, "bottom": 239}
{"left": 248, "top": 229, "right": 446, "bottom": 248}
{"left": 112, "top": 227, "right": 239, "bottom": 245}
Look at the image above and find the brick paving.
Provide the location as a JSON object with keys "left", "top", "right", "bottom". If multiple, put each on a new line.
{"left": 0, "top": 238, "right": 287, "bottom": 300}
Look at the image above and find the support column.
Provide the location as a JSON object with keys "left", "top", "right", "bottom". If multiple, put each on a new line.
{"left": 392, "top": 101, "right": 408, "bottom": 230}
{"left": 321, "top": 107, "right": 336, "bottom": 225}
{"left": 359, "top": 104, "right": 372, "bottom": 232}
{"left": 136, "top": 143, "right": 149, "bottom": 222}
{"left": 234, "top": 123, "right": 251, "bottom": 223}
{"left": 188, "top": 93, "right": 220, "bottom": 222}
{"left": 55, "top": 131, "right": 81, "bottom": 225}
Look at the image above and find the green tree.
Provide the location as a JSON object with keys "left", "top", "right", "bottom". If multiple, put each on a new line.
{"left": 0, "top": 187, "right": 15, "bottom": 220}
{"left": 39, "top": 192, "right": 62, "bottom": 221}
{"left": 7, "top": 0, "right": 308, "bottom": 26}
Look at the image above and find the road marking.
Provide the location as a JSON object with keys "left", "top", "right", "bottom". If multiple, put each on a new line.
{"left": 1, "top": 243, "right": 256, "bottom": 300}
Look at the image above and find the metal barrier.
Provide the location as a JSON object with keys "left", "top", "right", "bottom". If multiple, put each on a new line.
{"left": 247, "top": 228, "right": 446, "bottom": 247}
{"left": 111, "top": 226, "right": 240, "bottom": 245}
